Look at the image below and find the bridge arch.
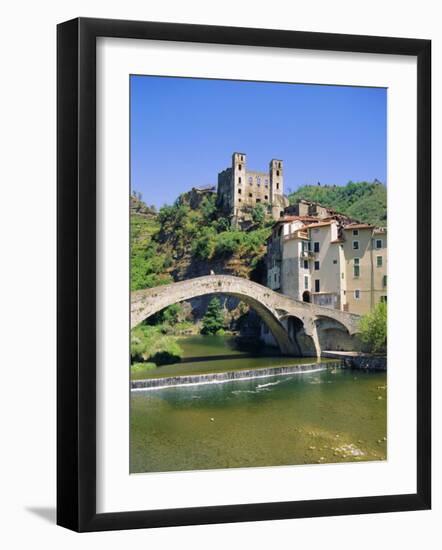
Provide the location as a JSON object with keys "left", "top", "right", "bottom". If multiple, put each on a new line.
{"left": 131, "top": 277, "right": 299, "bottom": 355}
{"left": 314, "top": 315, "right": 358, "bottom": 352}
{"left": 131, "top": 276, "right": 361, "bottom": 357}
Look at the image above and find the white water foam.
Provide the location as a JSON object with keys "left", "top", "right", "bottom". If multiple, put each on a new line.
{"left": 131, "top": 366, "right": 327, "bottom": 392}
{"left": 256, "top": 380, "right": 281, "bottom": 389}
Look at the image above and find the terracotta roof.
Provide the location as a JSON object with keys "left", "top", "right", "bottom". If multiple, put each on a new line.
{"left": 293, "top": 199, "right": 353, "bottom": 218}
{"left": 303, "top": 221, "right": 335, "bottom": 229}
{"left": 272, "top": 216, "right": 319, "bottom": 226}
{"left": 344, "top": 223, "right": 374, "bottom": 230}
{"left": 283, "top": 215, "right": 318, "bottom": 222}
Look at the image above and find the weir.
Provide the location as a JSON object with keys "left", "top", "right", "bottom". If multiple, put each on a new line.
{"left": 131, "top": 361, "right": 343, "bottom": 390}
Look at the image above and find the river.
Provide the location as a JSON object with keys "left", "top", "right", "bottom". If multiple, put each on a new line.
{"left": 130, "top": 335, "right": 387, "bottom": 473}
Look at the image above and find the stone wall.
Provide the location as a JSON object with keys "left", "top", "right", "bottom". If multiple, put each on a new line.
{"left": 342, "top": 355, "right": 387, "bottom": 370}
{"left": 322, "top": 351, "right": 387, "bottom": 370}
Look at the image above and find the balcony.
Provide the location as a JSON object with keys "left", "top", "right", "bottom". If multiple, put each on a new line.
{"left": 283, "top": 229, "right": 309, "bottom": 241}
{"left": 295, "top": 229, "right": 309, "bottom": 239}
{"left": 300, "top": 250, "right": 315, "bottom": 259}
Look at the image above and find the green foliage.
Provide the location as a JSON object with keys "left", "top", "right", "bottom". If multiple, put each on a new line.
{"left": 213, "top": 216, "right": 231, "bottom": 232}
{"left": 200, "top": 194, "right": 217, "bottom": 224}
{"left": 251, "top": 203, "right": 267, "bottom": 227}
{"left": 214, "top": 231, "right": 245, "bottom": 256}
{"left": 288, "top": 181, "right": 387, "bottom": 226}
{"left": 160, "top": 320, "right": 193, "bottom": 335}
{"left": 145, "top": 304, "right": 194, "bottom": 336}
{"left": 131, "top": 362, "right": 157, "bottom": 372}
{"left": 158, "top": 202, "right": 201, "bottom": 253}
{"left": 191, "top": 226, "right": 217, "bottom": 260}
{"left": 358, "top": 301, "right": 387, "bottom": 353}
{"left": 131, "top": 192, "right": 271, "bottom": 288}
{"left": 192, "top": 227, "right": 271, "bottom": 264}
{"left": 201, "top": 297, "right": 225, "bottom": 335}
{"left": 160, "top": 303, "right": 182, "bottom": 325}
{"left": 131, "top": 325, "right": 183, "bottom": 365}
{"left": 130, "top": 214, "right": 172, "bottom": 290}
{"left": 147, "top": 303, "right": 183, "bottom": 326}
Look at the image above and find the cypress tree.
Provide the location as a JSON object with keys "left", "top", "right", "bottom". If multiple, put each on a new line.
{"left": 201, "top": 297, "right": 224, "bottom": 335}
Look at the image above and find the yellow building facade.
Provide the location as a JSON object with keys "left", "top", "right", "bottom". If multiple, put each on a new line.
{"left": 266, "top": 217, "right": 387, "bottom": 316}
{"left": 343, "top": 226, "right": 387, "bottom": 315}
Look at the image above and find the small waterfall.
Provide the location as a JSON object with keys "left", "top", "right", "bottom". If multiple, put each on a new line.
{"left": 131, "top": 361, "right": 343, "bottom": 391}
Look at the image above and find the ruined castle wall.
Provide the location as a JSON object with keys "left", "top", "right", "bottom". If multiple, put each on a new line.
{"left": 240, "top": 169, "right": 272, "bottom": 208}
{"left": 217, "top": 168, "right": 233, "bottom": 214}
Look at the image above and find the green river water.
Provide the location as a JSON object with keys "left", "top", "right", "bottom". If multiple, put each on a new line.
{"left": 130, "top": 335, "right": 387, "bottom": 473}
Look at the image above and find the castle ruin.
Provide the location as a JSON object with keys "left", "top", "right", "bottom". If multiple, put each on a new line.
{"left": 217, "top": 152, "right": 289, "bottom": 225}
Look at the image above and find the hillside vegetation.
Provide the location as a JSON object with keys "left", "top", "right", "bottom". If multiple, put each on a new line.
{"left": 131, "top": 212, "right": 173, "bottom": 291}
{"left": 288, "top": 181, "right": 387, "bottom": 226}
{"left": 131, "top": 193, "right": 271, "bottom": 290}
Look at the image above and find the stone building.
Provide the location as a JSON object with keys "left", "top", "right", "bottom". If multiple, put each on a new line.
{"left": 178, "top": 185, "right": 216, "bottom": 210}
{"left": 342, "top": 225, "right": 387, "bottom": 314}
{"left": 266, "top": 202, "right": 387, "bottom": 315}
{"left": 284, "top": 198, "right": 357, "bottom": 226}
{"left": 217, "top": 152, "right": 289, "bottom": 225}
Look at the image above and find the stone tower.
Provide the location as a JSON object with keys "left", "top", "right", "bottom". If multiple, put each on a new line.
{"left": 269, "top": 159, "right": 285, "bottom": 219}
{"left": 232, "top": 152, "right": 246, "bottom": 220}
{"left": 217, "top": 152, "right": 288, "bottom": 225}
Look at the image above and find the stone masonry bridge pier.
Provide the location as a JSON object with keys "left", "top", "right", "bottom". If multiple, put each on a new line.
{"left": 131, "top": 275, "right": 362, "bottom": 358}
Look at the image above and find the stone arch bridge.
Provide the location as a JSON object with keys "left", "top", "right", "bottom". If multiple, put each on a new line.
{"left": 131, "top": 275, "right": 361, "bottom": 358}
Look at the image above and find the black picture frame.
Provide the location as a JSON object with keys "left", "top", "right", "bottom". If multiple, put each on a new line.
{"left": 57, "top": 17, "right": 431, "bottom": 532}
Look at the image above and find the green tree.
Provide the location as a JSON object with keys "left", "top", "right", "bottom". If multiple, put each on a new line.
{"left": 200, "top": 194, "right": 217, "bottom": 224}
{"left": 251, "top": 203, "right": 266, "bottom": 227}
{"left": 201, "top": 297, "right": 224, "bottom": 335}
{"left": 192, "top": 227, "right": 217, "bottom": 260}
{"left": 358, "top": 301, "right": 387, "bottom": 353}
{"left": 147, "top": 303, "right": 183, "bottom": 326}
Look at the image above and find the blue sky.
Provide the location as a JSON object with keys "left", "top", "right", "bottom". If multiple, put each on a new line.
{"left": 130, "top": 75, "right": 386, "bottom": 208}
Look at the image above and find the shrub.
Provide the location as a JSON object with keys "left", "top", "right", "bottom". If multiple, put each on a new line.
{"left": 200, "top": 195, "right": 217, "bottom": 223}
{"left": 358, "top": 301, "right": 387, "bottom": 353}
{"left": 130, "top": 325, "right": 183, "bottom": 365}
{"left": 251, "top": 203, "right": 267, "bottom": 227}
{"left": 214, "top": 231, "right": 244, "bottom": 256}
{"left": 192, "top": 228, "right": 217, "bottom": 260}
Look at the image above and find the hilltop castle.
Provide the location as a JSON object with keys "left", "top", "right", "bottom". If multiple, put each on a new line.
{"left": 217, "top": 152, "right": 289, "bottom": 225}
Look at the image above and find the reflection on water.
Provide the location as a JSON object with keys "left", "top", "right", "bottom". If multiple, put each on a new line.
{"left": 130, "top": 337, "right": 387, "bottom": 474}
